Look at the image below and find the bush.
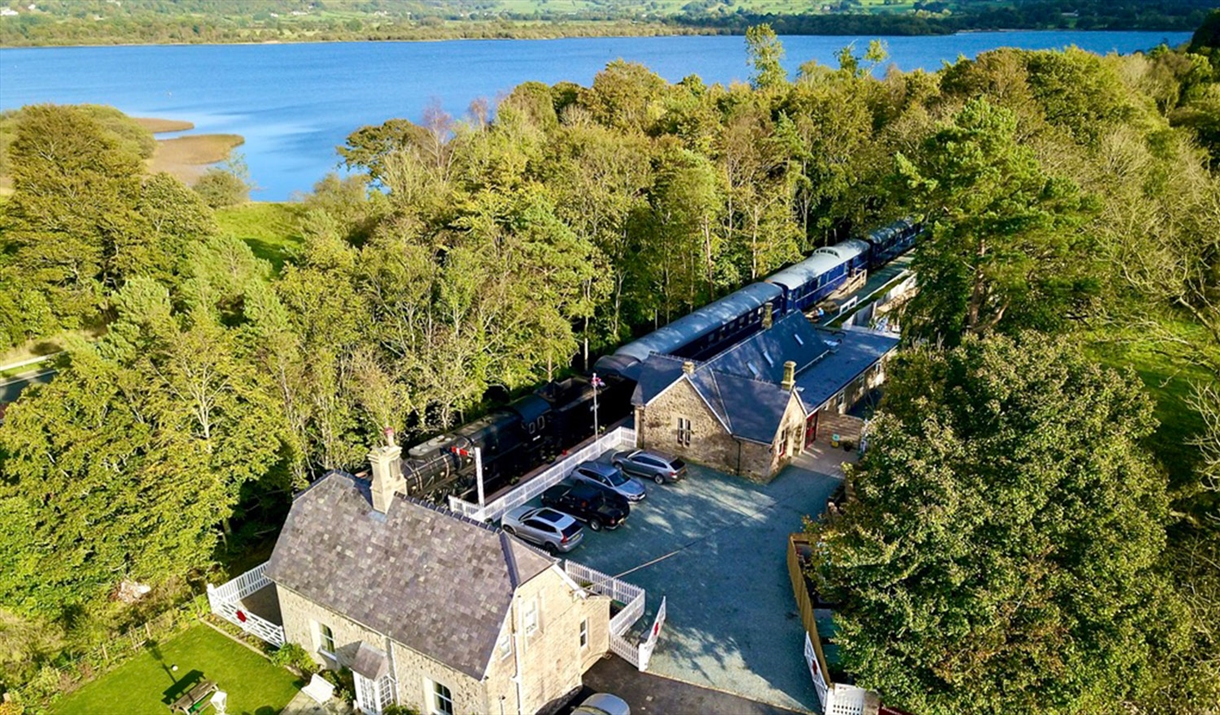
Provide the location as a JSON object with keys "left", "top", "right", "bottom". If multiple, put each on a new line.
{"left": 321, "top": 667, "right": 355, "bottom": 706}
{"left": 269, "top": 642, "right": 315, "bottom": 675}
{"left": 192, "top": 167, "right": 250, "bottom": 208}
{"left": 383, "top": 705, "right": 420, "bottom": 715}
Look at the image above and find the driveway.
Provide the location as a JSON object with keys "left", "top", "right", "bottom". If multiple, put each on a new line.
{"left": 561, "top": 444, "right": 853, "bottom": 713}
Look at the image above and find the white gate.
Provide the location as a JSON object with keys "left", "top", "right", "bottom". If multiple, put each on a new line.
{"left": 206, "top": 563, "right": 285, "bottom": 647}
{"left": 805, "top": 632, "right": 830, "bottom": 709}
{"left": 564, "top": 560, "right": 662, "bottom": 671}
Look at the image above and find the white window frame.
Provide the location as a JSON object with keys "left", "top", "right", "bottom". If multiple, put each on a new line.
{"left": 316, "top": 621, "right": 336, "bottom": 657}
{"left": 677, "top": 417, "right": 692, "bottom": 447}
{"left": 579, "top": 618, "right": 589, "bottom": 649}
{"left": 428, "top": 679, "right": 454, "bottom": 715}
{"left": 523, "top": 597, "right": 539, "bottom": 636}
{"left": 497, "top": 625, "right": 512, "bottom": 660}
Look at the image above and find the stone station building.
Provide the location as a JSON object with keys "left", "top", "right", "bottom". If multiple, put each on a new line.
{"left": 632, "top": 312, "right": 899, "bottom": 481}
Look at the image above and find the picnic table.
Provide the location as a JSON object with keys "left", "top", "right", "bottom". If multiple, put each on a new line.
{"left": 170, "top": 679, "right": 217, "bottom": 714}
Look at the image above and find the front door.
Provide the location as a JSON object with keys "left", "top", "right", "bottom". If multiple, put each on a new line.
{"left": 805, "top": 411, "right": 818, "bottom": 447}
{"left": 354, "top": 672, "right": 396, "bottom": 715}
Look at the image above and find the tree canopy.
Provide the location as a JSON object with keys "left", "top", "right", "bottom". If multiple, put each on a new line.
{"left": 812, "top": 334, "right": 1175, "bottom": 715}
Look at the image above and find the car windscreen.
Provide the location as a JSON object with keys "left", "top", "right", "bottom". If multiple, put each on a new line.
{"left": 606, "top": 470, "right": 630, "bottom": 486}
{"left": 560, "top": 521, "right": 582, "bottom": 538}
{"left": 671, "top": 458, "right": 686, "bottom": 469}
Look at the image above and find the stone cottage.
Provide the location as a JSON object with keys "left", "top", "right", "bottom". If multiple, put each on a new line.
{"left": 265, "top": 439, "right": 612, "bottom": 715}
{"left": 632, "top": 313, "right": 899, "bottom": 481}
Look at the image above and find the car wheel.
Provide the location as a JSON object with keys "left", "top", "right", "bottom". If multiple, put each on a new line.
{"left": 544, "top": 542, "right": 558, "bottom": 555}
{"left": 654, "top": 474, "right": 665, "bottom": 485}
{"left": 589, "top": 519, "right": 602, "bottom": 532}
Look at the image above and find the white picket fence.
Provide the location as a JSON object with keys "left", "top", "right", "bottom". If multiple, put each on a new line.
{"left": 207, "top": 563, "right": 285, "bottom": 647}
{"left": 449, "top": 426, "right": 637, "bottom": 523}
{"left": 564, "top": 560, "right": 658, "bottom": 671}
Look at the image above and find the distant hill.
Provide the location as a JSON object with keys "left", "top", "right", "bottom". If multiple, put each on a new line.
{"left": 0, "top": 0, "right": 1213, "bottom": 46}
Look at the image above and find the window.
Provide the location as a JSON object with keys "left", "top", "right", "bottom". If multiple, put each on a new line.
{"left": 497, "top": 628, "right": 512, "bottom": 659}
{"left": 317, "top": 622, "right": 335, "bottom": 655}
{"left": 523, "top": 598, "right": 539, "bottom": 636}
{"left": 580, "top": 619, "right": 589, "bottom": 649}
{"left": 432, "top": 681, "right": 454, "bottom": 715}
{"left": 677, "top": 417, "right": 692, "bottom": 447}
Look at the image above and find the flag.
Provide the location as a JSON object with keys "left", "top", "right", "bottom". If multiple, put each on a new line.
{"left": 591, "top": 374, "right": 604, "bottom": 389}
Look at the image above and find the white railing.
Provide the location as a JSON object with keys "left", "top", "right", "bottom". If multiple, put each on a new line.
{"left": 449, "top": 426, "right": 637, "bottom": 523}
{"left": 562, "top": 559, "right": 655, "bottom": 671}
{"left": 207, "top": 563, "right": 285, "bottom": 647}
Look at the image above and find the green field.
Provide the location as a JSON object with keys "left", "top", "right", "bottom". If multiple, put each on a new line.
{"left": 53, "top": 624, "right": 303, "bottom": 715}
{"left": 215, "top": 202, "right": 305, "bottom": 274}
{"left": 1085, "top": 322, "right": 1213, "bottom": 492}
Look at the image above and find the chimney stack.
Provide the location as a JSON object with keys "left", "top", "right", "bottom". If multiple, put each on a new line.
{"left": 370, "top": 427, "right": 405, "bottom": 513}
{"left": 782, "top": 361, "right": 796, "bottom": 392}
{"left": 683, "top": 360, "right": 696, "bottom": 376}
{"left": 762, "top": 302, "right": 773, "bottom": 329}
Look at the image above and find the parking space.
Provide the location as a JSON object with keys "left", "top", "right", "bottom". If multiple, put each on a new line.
{"left": 533, "top": 444, "right": 853, "bottom": 713}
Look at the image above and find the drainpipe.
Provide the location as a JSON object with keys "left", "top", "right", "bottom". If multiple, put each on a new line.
{"left": 736, "top": 439, "right": 743, "bottom": 477}
{"left": 512, "top": 593, "right": 525, "bottom": 715}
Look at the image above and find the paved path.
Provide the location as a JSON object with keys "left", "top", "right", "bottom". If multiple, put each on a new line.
{"left": 565, "top": 655, "right": 805, "bottom": 715}
{"left": 562, "top": 448, "right": 852, "bottom": 713}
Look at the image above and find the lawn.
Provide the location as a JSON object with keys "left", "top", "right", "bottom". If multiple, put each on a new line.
{"left": 54, "top": 624, "right": 303, "bottom": 715}
{"left": 216, "top": 202, "right": 305, "bottom": 274}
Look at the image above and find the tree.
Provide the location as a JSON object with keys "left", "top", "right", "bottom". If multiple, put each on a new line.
{"left": 895, "top": 98, "right": 1094, "bottom": 345}
{"left": 745, "top": 24, "right": 787, "bottom": 90}
{"left": 811, "top": 333, "right": 1175, "bottom": 715}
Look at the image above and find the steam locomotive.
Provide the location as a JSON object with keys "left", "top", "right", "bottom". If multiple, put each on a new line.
{"left": 400, "top": 218, "right": 920, "bottom": 502}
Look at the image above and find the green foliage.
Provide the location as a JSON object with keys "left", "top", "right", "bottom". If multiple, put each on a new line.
{"left": 746, "top": 24, "right": 787, "bottom": 90}
{"left": 895, "top": 97, "right": 1094, "bottom": 344}
{"left": 813, "top": 333, "right": 1175, "bottom": 715}
{"left": 191, "top": 157, "right": 252, "bottom": 208}
{"left": 269, "top": 641, "right": 315, "bottom": 674}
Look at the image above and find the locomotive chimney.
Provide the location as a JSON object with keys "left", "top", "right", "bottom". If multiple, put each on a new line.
{"left": 683, "top": 360, "right": 696, "bottom": 376}
{"left": 781, "top": 361, "right": 796, "bottom": 392}
{"left": 762, "top": 302, "right": 773, "bottom": 329}
{"left": 369, "top": 429, "right": 405, "bottom": 513}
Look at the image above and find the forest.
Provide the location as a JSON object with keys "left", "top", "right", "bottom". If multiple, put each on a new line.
{"left": 1, "top": 13, "right": 1219, "bottom": 714}
{"left": 0, "top": 0, "right": 1212, "bottom": 46}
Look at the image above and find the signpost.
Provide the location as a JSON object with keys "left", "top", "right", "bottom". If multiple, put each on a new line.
{"left": 591, "top": 373, "right": 604, "bottom": 436}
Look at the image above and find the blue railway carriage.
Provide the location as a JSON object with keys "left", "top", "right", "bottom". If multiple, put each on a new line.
{"left": 864, "top": 218, "right": 919, "bottom": 267}
{"left": 595, "top": 282, "right": 784, "bottom": 381}
{"left": 765, "top": 238, "right": 871, "bottom": 313}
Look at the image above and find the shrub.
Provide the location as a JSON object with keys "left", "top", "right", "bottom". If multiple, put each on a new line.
{"left": 193, "top": 167, "right": 250, "bottom": 208}
{"left": 269, "top": 642, "right": 315, "bottom": 675}
{"left": 321, "top": 667, "right": 355, "bottom": 705}
{"left": 383, "top": 705, "right": 420, "bottom": 715}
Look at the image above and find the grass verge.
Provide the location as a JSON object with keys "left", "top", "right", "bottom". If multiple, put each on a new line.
{"left": 216, "top": 202, "right": 305, "bottom": 274}
{"left": 52, "top": 623, "right": 302, "bottom": 715}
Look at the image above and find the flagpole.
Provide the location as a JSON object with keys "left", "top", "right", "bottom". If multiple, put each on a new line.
{"left": 592, "top": 372, "right": 600, "bottom": 437}
{"left": 475, "top": 447, "right": 485, "bottom": 508}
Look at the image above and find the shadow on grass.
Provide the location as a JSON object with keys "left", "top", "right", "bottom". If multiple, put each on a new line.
{"left": 160, "top": 669, "right": 204, "bottom": 705}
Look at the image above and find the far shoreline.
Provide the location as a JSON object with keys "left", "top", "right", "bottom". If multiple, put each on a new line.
{"left": 0, "top": 26, "right": 1196, "bottom": 52}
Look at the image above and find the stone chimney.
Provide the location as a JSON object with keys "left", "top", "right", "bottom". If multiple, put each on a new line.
{"left": 781, "top": 361, "right": 796, "bottom": 392}
{"left": 683, "top": 360, "right": 696, "bottom": 376}
{"left": 370, "top": 427, "right": 405, "bottom": 513}
{"left": 762, "top": 302, "right": 773, "bottom": 329}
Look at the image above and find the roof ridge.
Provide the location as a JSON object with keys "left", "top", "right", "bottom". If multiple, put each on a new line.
{"left": 397, "top": 493, "right": 503, "bottom": 536}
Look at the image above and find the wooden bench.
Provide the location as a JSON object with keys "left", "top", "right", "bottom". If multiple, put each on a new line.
{"left": 170, "top": 679, "right": 217, "bottom": 714}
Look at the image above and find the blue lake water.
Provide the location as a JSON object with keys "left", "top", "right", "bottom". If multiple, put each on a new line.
{"left": 0, "top": 31, "right": 1189, "bottom": 200}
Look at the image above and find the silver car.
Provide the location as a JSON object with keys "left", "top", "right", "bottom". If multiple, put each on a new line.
{"left": 571, "top": 461, "right": 646, "bottom": 502}
{"left": 572, "top": 693, "right": 630, "bottom": 715}
{"left": 613, "top": 449, "right": 687, "bottom": 485}
{"left": 501, "top": 506, "right": 583, "bottom": 554}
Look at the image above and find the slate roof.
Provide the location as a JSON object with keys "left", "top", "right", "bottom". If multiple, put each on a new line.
{"left": 793, "top": 327, "right": 899, "bottom": 410}
{"left": 265, "top": 473, "right": 554, "bottom": 679}
{"left": 632, "top": 314, "right": 898, "bottom": 445}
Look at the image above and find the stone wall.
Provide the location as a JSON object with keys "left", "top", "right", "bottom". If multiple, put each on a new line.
{"left": 483, "top": 567, "right": 612, "bottom": 715}
{"left": 636, "top": 378, "right": 740, "bottom": 474}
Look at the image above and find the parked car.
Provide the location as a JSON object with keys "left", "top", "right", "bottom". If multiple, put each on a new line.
{"left": 571, "top": 460, "right": 646, "bottom": 503}
{"left": 541, "top": 483, "right": 629, "bottom": 531}
{"left": 572, "top": 693, "right": 630, "bottom": 715}
{"left": 501, "top": 506, "right": 584, "bottom": 554}
{"left": 612, "top": 449, "right": 687, "bottom": 484}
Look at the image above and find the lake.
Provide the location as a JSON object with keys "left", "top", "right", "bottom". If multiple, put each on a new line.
{"left": 0, "top": 31, "right": 1190, "bottom": 200}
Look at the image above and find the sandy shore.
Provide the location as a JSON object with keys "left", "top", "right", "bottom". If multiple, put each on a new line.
{"left": 147, "top": 127, "right": 245, "bottom": 185}
{"left": 133, "top": 117, "right": 195, "bottom": 134}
